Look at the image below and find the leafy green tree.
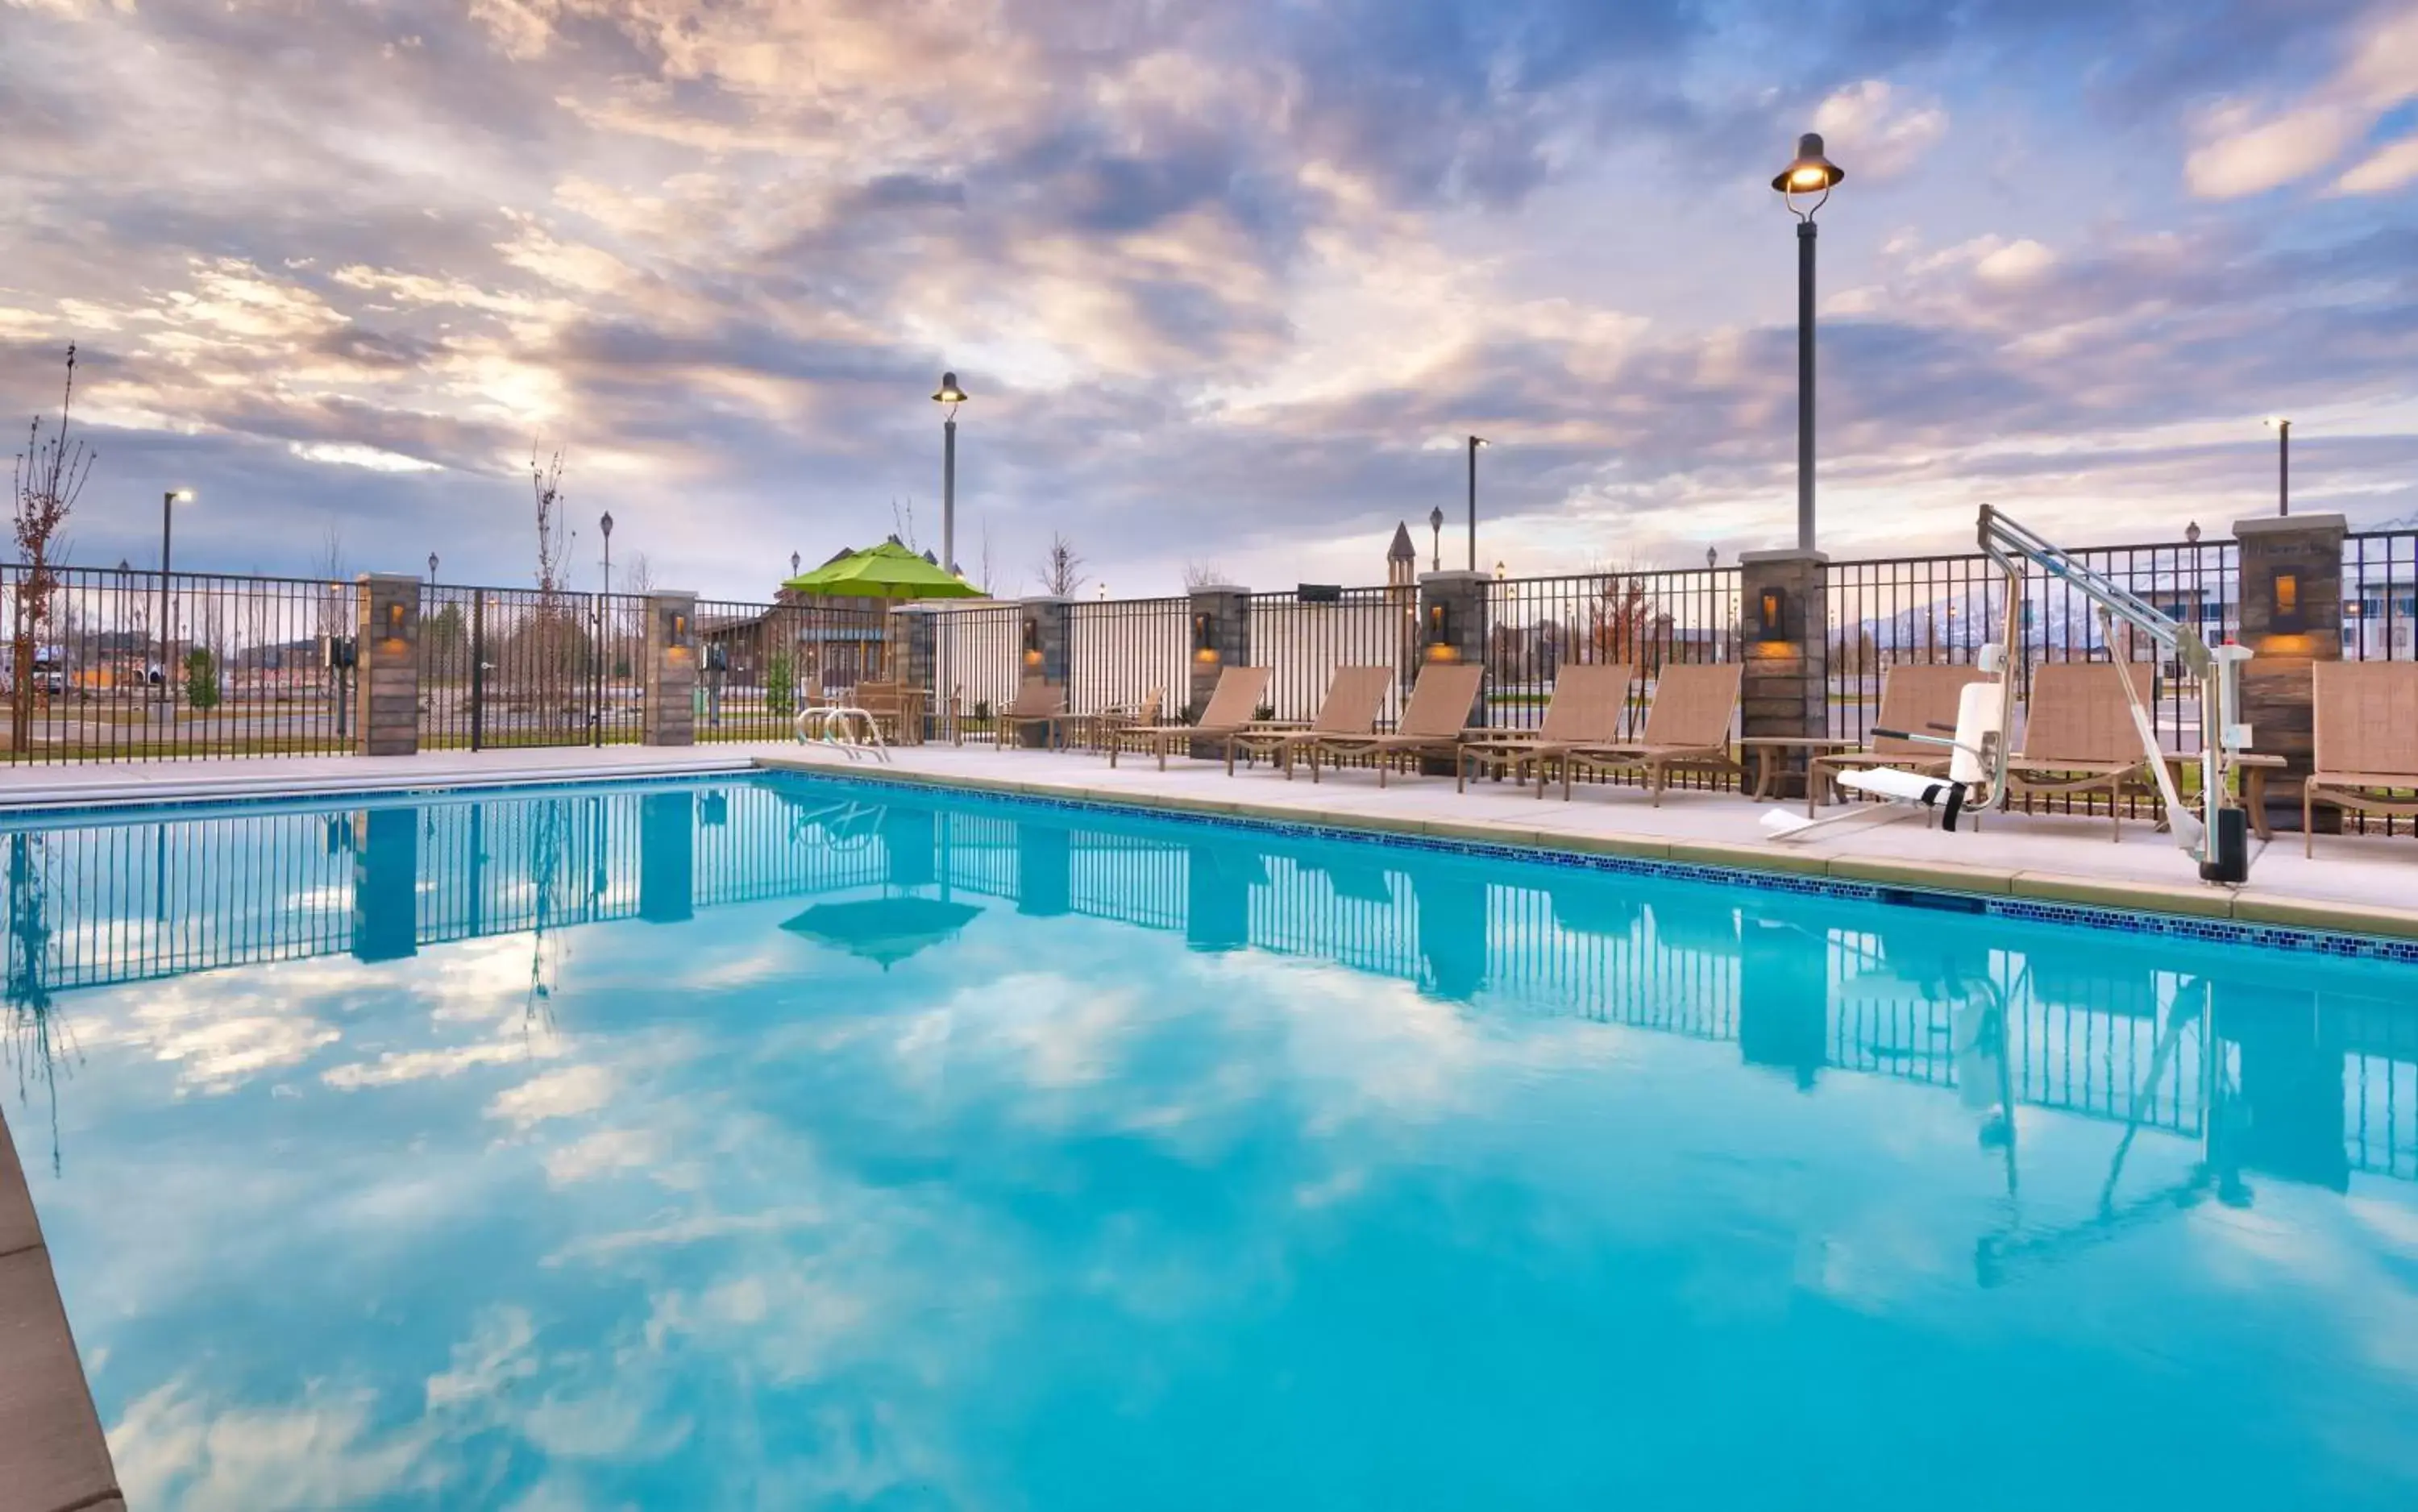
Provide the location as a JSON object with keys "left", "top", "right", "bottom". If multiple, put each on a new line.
{"left": 767, "top": 650, "right": 796, "bottom": 717}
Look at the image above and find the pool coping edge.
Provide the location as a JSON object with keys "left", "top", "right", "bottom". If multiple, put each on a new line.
{"left": 0, "top": 1104, "right": 121, "bottom": 1512}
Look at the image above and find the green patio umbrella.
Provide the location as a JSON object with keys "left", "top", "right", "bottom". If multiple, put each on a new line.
{"left": 781, "top": 541, "right": 986, "bottom": 600}
{"left": 781, "top": 896, "right": 983, "bottom": 968}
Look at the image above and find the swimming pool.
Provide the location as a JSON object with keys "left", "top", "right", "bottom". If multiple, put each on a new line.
{"left": 6, "top": 771, "right": 2417, "bottom": 1509}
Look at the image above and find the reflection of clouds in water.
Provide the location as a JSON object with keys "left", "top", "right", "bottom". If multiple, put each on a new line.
{"left": 485, "top": 1064, "right": 617, "bottom": 1128}
{"left": 110, "top": 1377, "right": 443, "bottom": 1512}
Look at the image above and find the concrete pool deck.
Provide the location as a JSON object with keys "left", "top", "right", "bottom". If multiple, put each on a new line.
{"left": 2, "top": 1104, "right": 120, "bottom": 1512}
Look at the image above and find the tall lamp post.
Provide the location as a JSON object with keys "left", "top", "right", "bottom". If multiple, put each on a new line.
{"left": 159, "top": 488, "right": 193, "bottom": 700}
{"left": 1465, "top": 435, "right": 1489, "bottom": 571}
{"left": 1427, "top": 506, "right": 1444, "bottom": 574}
{"left": 933, "top": 371, "right": 968, "bottom": 739}
{"left": 1772, "top": 132, "right": 1845, "bottom": 554}
{"left": 600, "top": 510, "right": 614, "bottom": 593}
{"left": 2264, "top": 417, "right": 2291, "bottom": 516}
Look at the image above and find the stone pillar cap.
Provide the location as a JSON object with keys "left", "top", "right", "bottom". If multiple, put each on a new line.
{"left": 2233, "top": 513, "right": 2346, "bottom": 538}
{"left": 1737, "top": 548, "right": 1830, "bottom": 565}
{"left": 1418, "top": 570, "right": 1494, "bottom": 586}
{"left": 1186, "top": 583, "right": 1249, "bottom": 595}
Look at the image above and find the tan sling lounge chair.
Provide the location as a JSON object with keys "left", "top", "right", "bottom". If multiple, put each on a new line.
{"left": 1807, "top": 663, "right": 1991, "bottom": 816}
{"left": 1225, "top": 666, "right": 1392, "bottom": 778}
{"left": 987, "top": 678, "right": 1070, "bottom": 748}
{"left": 1298, "top": 663, "right": 1487, "bottom": 786}
{"left": 1053, "top": 686, "right": 1164, "bottom": 751}
{"left": 1107, "top": 666, "right": 1272, "bottom": 770}
{"left": 2304, "top": 661, "right": 2418, "bottom": 856}
{"left": 1548, "top": 662, "right": 1744, "bottom": 803}
{"left": 1455, "top": 663, "right": 1635, "bottom": 794}
{"left": 2003, "top": 661, "right": 2157, "bottom": 839}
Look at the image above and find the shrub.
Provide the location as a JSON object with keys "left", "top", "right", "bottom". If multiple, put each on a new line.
{"left": 767, "top": 651, "right": 796, "bottom": 717}
{"left": 184, "top": 647, "right": 221, "bottom": 710}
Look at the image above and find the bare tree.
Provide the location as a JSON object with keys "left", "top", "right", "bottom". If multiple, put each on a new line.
{"left": 529, "top": 446, "right": 579, "bottom": 733}
{"left": 1034, "top": 532, "right": 1086, "bottom": 596}
{"left": 619, "top": 551, "right": 655, "bottom": 597}
{"left": 891, "top": 495, "right": 919, "bottom": 551}
{"left": 11, "top": 345, "right": 95, "bottom": 746}
{"left": 1182, "top": 559, "right": 1229, "bottom": 591}
{"left": 978, "top": 520, "right": 995, "bottom": 595}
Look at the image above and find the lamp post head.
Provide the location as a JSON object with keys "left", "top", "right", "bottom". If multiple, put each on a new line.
{"left": 1706, "top": 546, "right": 1718, "bottom": 568}
{"left": 2186, "top": 521, "right": 2201, "bottom": 544}
{"left": 1428, "top": 506, "right": 1444, "bottom": 532}
{"left": 791, "top": 550, "right": 802, "bottom": 575}
{"left": 1470, "top": 434, "right": 1489, "bottom": 451}
{"left": 933, "top": 371, "right": 968, "bottom": 406}
{"left": 168, "top": 487, "right": 194, "bottom": 504}
{"left": 1494, "top": 560, "right": 1506, "bottom": 581}
{"left": 1773, "top": 132, "right": 1844, "bottom": 216}
{"left": 2264, "top": 415, "right": 2290, "bottom": 432}
{"left": 600, "top": 510, "right": 613, "bottom": 538}
{"left": 428, "top": 552, "right": 439, "bottom": 577}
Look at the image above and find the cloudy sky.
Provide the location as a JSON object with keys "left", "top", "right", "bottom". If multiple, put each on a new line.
{"left": 2, "top": 0, "right": 2415, "bottom": 599}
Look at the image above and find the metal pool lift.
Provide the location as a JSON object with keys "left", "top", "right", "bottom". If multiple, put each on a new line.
{"left": 1765, "top": 505, "right": 2257, "bottom": 884}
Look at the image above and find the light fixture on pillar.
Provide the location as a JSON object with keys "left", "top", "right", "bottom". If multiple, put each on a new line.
{"left": 383, "top": 599, "right": 408, "bottom": 648}
{"left": 1192, "top": 611, "right": 1219, "bottom": 663}
{"left": 2269, "top": 567, "right": 2304, "bottom": 634}
{"left": 1021, "top": 613, "right": 1042, "bottom": 667}
{"left": 1754, "top": 585, "right": 1790, "bottom": 644}
{"left": 668, "top": 609, "right": 692, "bottom": 654}
{"left": 1424, "top": 600, "right": 1455, "bottom": 661}
{"left": 1772, "top": 131, "right": 1845, "bottom": 555}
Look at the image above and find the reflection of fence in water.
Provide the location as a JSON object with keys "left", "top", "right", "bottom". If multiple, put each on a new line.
{"left": 6, "top": 795, "right": 2412, "bottom": 1181}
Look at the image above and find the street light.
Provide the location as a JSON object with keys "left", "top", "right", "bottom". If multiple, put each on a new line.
{"left": 159, "top": 488, "right": 193, "bottom": 701}
{"left": 1773, "top": 131, "right": 1844, "bottom": 554}
{"left": 427, "top": 551, "right": 439, "bottom": 581}
{"left": 933, "top": 371, "right": 968, "bottom": 740}
{"left": 1465, "top": 435, "right": 1489, "bottom": 572}
{"left": 791, "top": 550, "right": 802, "bottom": 578}
{"left": 1427, "top": 506, "right": 1444, "bottom": 574}
{"left": 599, "top": 510, "right": 614, "bottom": 594}
{"left": 1706, "top": 546, "right": 1718, "bottom": 569}
{"left": 2264, "top": 417, "right": 2291, "bottom": 517}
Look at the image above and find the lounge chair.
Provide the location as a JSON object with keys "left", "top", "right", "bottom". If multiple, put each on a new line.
{"left": 1107, "top": 667, "right": 1271, "bottom": 770}
{"left": 1225, "top": 665, "right": 1392, "bottom": 778}
{"left": 2003, "top": 661, "right": 2157, "bottom": 839}
{"left": 987, "top": 678, "right": 1070, "bottom": 748}
{"left": 1298, "top": 663, "right": 1487, "bottom": 786}
{"left": 1053, "top": 686, "right": 1163, "bottom": 751}
{"left": 1547, "top": 662, "right": 1744, "bottom": 803}
{"left": 1455, "top": 663, "right": 1634, "bottom": 794}
{"left": 2304, "top": 661, "right": 2418, "bottom": 856}
{"left": 1807, "top": 663, "right": 1990, "bottom": 816}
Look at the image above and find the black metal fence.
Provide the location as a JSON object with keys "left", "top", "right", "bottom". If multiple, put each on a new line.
{"left": 1068, "top": 596, "right": 1186, "bottom": 722}
{"left": 1, "top": 563, "right": 357, "bottom": 762}
{"left": 3, "top": 527, "right": 2409, "bottom": 766}
{"left": 693, "top": 599, "right": 892, "bottom": 743}
{"left": 1247, "top": 585, "right": 1419, "bottom": 726}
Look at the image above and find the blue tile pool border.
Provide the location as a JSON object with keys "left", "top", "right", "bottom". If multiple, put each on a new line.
{"left": 756, "top": 766, "right": 2418, "bottom": 968}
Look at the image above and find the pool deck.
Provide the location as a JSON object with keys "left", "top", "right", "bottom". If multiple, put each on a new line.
{"left": 1, "top": 1104, "right": 120, "bottom": 1512}
{"left": 2, "top": 737, "right": 2414, "bottom": 1504}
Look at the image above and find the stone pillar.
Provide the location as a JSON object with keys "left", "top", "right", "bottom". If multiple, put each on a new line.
{"left": 1184, "top": 584, "right": 1250, "bottom": 720}
{"left": 642, "top": 591, "right": 700, "bottom": 746}
{"left": 889, "top": 604, "right": 938, "bottom": 737}
{"left": 1017, "top": 821, "right": 1071, "bottom": 916}
{"left": 1737, "top": 549, "right": 1830, "bottom": 799}
{"left": 2234, "top": 514, "right": 2346, "bottom": 833}
{"left": 352, "top": 572, "right": 421, "bottom": 756}
{"left": 1016, "top": 596, "right": 1073, "bottom": 747}
{"left": 1417, "top": 568, "right": 1492, "bottom": 748}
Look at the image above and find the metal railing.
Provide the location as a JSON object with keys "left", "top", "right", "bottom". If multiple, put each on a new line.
{"left": 693, "top": 599, "right": 891, "bottom": 742}
{"left": 2, "top": 563, "right": 357, "bottom": 762}
{"left": 1247, "top": 585, "right": 1419, "bottom": 726}
{"left": 934, "top": 602, "right": 1024, "bottom": 729}
{"left": 1068, "top": 596, "right": 1186, "bottom": 723}
{"left": 2345, "top": 531, "right": 2417, "bottom": 663}
{"left": 417, "top": 585, "right": 645, "bottom": 750}
{"left": 1484, "top": 566, "right": 1741, "bottom": 736}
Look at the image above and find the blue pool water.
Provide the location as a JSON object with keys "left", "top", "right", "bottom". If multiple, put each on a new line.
{"left": 5, "top": 774, "right": 2418, "bottom": 1510}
